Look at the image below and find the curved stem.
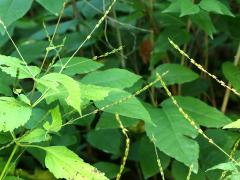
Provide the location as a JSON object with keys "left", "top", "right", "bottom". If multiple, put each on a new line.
{"left": 221, "top": 42, "right": 240, "bottom": 113}
{"left": 0, "top": 145, "right": 18, "bottom": 180}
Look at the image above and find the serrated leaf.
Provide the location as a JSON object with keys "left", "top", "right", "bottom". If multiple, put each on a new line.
{"left": 95, "top": 90, "right": 153, "bottom": 125}
{"left": 36, "top": 0, "right": 64, "bottom": 15}
{"left": 43, "top": 106, "right": 62, "bottom": 133}
{"left": 0, "top": 0, "right": 33, "bottom": 28}
{"left": 81, "top": 68, "right": 141, "bottom": 89}
{"left": 0, "top": 54, "right": 40, "bottom": 79}
{"left": 0, "top": 97, "right": 32, "bottom": 132}
{"left": 161, "top": 96, "right": 232, "bottom": 128}
{"left": 43, "top": 146, "right": 108, "bottom": 180}
{"left": 222, "top": 61, "right": 240, "bottom": 92}
{"left": 37, "top": 73, "right": 81, "bottom": 114}
{"left": 19, "top": 128, "right": 50, "bottom": 143}
{"left": 199, "top": 0, "right": 234, "bottom": 17}
{"left": 145, "top": 104, "right": 199, "bottom": 173}
{"left": 150, "top": 64, "right": 199, "bottom": 87}
{"left": 162, "top": 0, "right": 200, "bottom": 17}
{"left": 53, "top": 57, "right": 103, "bottom": 76}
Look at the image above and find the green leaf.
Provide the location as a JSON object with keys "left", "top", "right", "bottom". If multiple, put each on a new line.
{"left": 36, "top": 0, "right": 64, "bottom": 15}
{"left": 87, "top": 129, "right": 122, "bottom": 155}
{"left": 0, "top": 71, "right": 13, "bottom": 96}
{"left": 161, "top": 96, "right": 232, "bottom": 128}
{"left": 96, "top": 113, "right": 139, "bottom": 130}
{"left": 11, "top": 41, "right": 49, "bottom": 63}
{"left": 43, "top": 146, "right": 108, "bottom": 180}
{"left": 24, "top": 108, "right": 47, "bottom": 129}
{"left": 94, "top": 162, "right": 122, "bottom": 179}
{"left": 163, "top": 0, "right": 200, "bottom": 17}
{"left": 81, "top": 68, "right": 141, "bottom": 89}
{"left": 0, "top": 54, "right": 40, "bottom": 79}
{"left": 198, "top": 129, "right": 239, "bottom": 179}
{"left": 53, "top": 57, "right": 103, "bottom": 76}
{"left": 18, "top": 94, "right": 31, "bottom": 105}
{"left": 95, "top": 90, "right": 153, "bottom": 125}
{"left": 80, "top": 83, "right": 111, "bottom": 104}
{"left": 199, "top": 0, "right": 234, "bottom": 17}
{"left": 191, "top": 11, "right": 216, "bottom": 38}
{"left": 0, "top": 132, "right": 11, "bottom": 144}
{"left": 19, "top": 128, "right": 50, "bottom": 143}
{"left": 172, "top": 160, "right": 205, "bottom": 180}
{"left": 145, "top": 104, "right": 199, "bottom": 173}
{"left": 31, "top": 20, "right": 80, "bottom": 40}
{"left": 223, "top": 119, "right": 240, "bottom": 129}
{"left": 0, "top": 97, "right": 32, "bottom": 132}
{"left": 0, "top": 0, "right": 33, "bottom": 27}
{"left": 150, "top": 64, "right": 199, "bottom": 87}
{"left": 43, "top": 106, "right": 62, "bottom": 133}
{"left": 37, "top": 73, "right": 81, "bottom": 114}
{"left": 207, "top": 161, "right": 239, "bottom": 172}
{"left": 139, "top": 135, "right": 170, "bottom": 179}
{"left": 222, "top": 61, "right": 240, "bottom": 92}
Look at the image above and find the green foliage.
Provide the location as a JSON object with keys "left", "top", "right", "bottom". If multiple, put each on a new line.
{"left": 145, "top": 103, "right": 199, "bottom": 173}
{"left": 81, "top": 68, "right": 141, "bottom": 89}
{"left": 0, "top": 97, "right": 32, "bottom": 132}
{"left": 0, "top": 54, "right": 40, "bottom": 79}
{"left": 19, "top": 128, "right": 50, "bottom": 143}
{"left": 43, "top": 105, "right": 62, "bottom": 133}
{"left": 95, "top": 90, "right": 153, "bottom": 125}
{"left": 0, "top": 0, "right": 239, "bottom": 179}
{"left": 53, "top": 57, "right": 103, "bottom": 76}
{"left": 161, "top": 96, "right": 232, "bottom": 127}
{"left": 36, "top": 0, "right": 65, "bottom": 15}
{"left": 44, "top": 146, "right": 108, "bottom": 180}
{"left": 0, "top": 0, "right": 33, "bottom": 28}
{"left": 150, "top": 63, "right": 199, "bottom": 87}
{"left": 37, "top": 73, "right": 82, "bottom": 114}
{"left": 222, "top": 61, "right": 240, "bottom": 91}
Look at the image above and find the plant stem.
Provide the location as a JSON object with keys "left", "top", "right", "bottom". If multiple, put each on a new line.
{"left": 221, "top": 42, "right": 240, "bottom": 113}
{"left": 178, "top": 18, "right": 192, "bottom": 95}
{"left": 112, "top": 7, "right": 126, "bottom": 68}
{"left": 0, "top": 145, "right": 18, "bottom": 180}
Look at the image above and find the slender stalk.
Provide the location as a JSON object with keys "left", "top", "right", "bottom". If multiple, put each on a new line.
{"left": 0, "top": 145, "right": 18, "bottom": 180}
{"left": 221, "top": 42, "right": 240, "bottom": 113}
{"left": 112, "top": 7, "right": 126, "bottom": 68}
{"left": 59, "top": 0, "right": 117, "bottom": 73}
{"left": 178, "top": 18, "right": 192, "bottom": 95}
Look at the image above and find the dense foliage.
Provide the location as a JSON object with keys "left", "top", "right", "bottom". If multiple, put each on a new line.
{"left": 0, "top": 0, "right": 240, "bottom": 179}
